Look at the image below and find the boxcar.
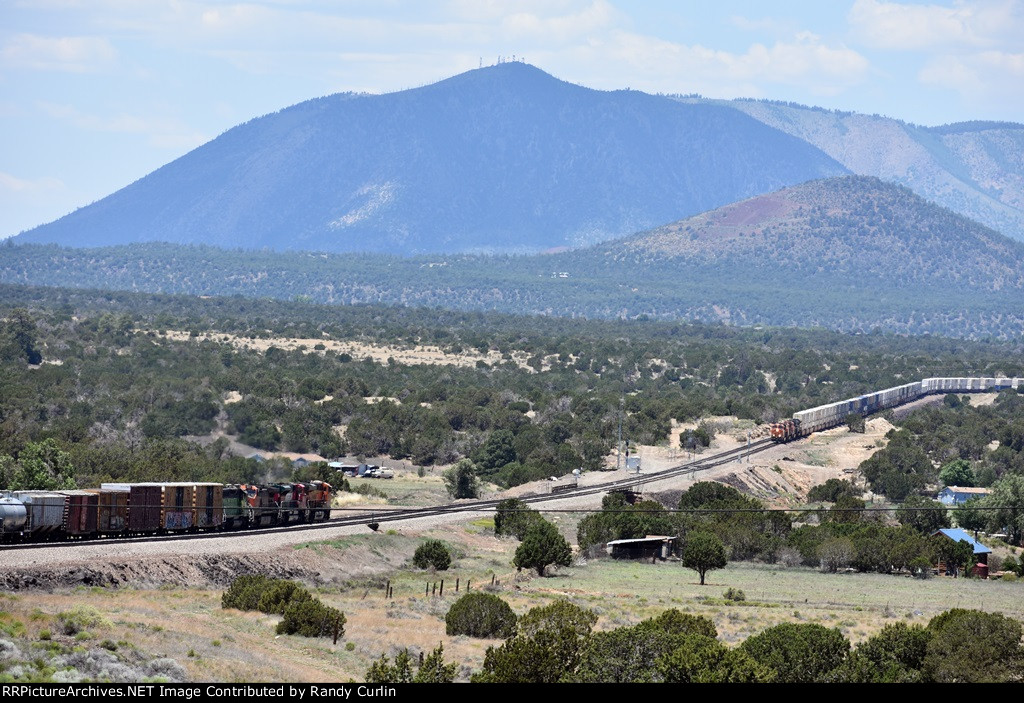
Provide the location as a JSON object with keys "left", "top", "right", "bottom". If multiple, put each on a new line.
{"left": 102, "top": 483, "right": 163, "bottom": 533}
{"left": 86, "top": 488, "right": 128, "bottom": 534}
{"left": 193, "top": 483, "right": 224, "bottom": 529}
{"left": 58, "top": 490, "right": 99, "bottom": 537}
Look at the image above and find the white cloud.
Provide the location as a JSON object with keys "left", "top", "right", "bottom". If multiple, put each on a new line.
{"left": 567, "top": 30, "right": 869, "bottom": 97}
{"left": 920, "top": 50, "right": 1024, "bottom": 98}
{"left": 0, "top": 34, "right": 117, "bottom": 72}
{"left": 37, "top": 102, "right": 209, "bottom": 150}
{"left": 0, "top": 171, "right": 65, "bottom": 194}
{"left": 848, "top": 0, "right": 1023, "bottom": 50}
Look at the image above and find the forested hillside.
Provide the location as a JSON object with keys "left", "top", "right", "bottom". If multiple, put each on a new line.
{"left": 4, "top": 176, "right": 1024, "bottom": 338}
{"left": 2, "top": 284, "right": 1022, "bottom": 491}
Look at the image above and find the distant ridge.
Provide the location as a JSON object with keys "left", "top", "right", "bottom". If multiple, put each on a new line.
{"left": 717, "top": 99, "right": 1024, "bottom": 240}
{"left": 608, "top": 175, "right": 1024, "bottom": 290}
{"left": 12, "top": 63, "right": 846, "bottom": 254}
{"left": 4, "top": 176, "right": 1024, "bottom": 338}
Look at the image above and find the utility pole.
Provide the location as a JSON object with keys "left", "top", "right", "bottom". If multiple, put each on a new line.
{"left": 617, "top": 395, "right": 624, "bottom": 471}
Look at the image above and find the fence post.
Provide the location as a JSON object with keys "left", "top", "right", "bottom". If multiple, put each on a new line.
{"left": 456, "top": 577, "right": 459, "bottom": 592}
{"left": 440, "top": 579, "right": 444, "bottom": 596}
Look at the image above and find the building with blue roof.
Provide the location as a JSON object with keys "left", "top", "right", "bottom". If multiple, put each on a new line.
{"left": 937, "top": 486, "right": 991, "bottom": 505}
{"left": 932, "top": 528, "right": 992, "bottom": 576}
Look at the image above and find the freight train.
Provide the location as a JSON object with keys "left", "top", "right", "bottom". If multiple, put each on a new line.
{"left": 769, "top": 376, "right": 1024, "bottom": 441}
{"left": 0, "top": 480, "right": 332, "bottom": 543}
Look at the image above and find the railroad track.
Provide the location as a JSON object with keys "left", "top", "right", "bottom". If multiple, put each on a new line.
{"left": 1, "top": 438, "right": 773, "bottom": 551}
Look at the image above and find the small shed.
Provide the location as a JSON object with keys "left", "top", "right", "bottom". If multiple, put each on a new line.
{"left": 937, "top": 486, "right": 991, "bottom": 505}
{"left": 607, "top": 535, "right": 676, "bottom": 561}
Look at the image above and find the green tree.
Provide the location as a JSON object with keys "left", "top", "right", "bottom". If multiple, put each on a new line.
{"left": 982, "top": 475, "right": 1024, "bottom": 544}
{"left": 739, "top": 623, "right": 849, "bottom": 683}
{"left": 445, "top": 593, "right": 516, "bottom": 639}
{"left": 682, "top": 532, "right": 727, "bottom": 585}
{"left": 412, "top": 539, "right": 452, "bottom": 571}
{"left": 938, "top": 459, "right": 975, "bottom": 487}
{"left": 413, "top": 644, "right": 458, "bottom": 683}
{"left": 473, "top": 600, "right": 598, "bottom": 683}
{"left": 493, "top": 498, "right": 541, "bottom": 539}
{"left": 9, "top": 438, "right": 77, "bottom": 491}
{"left": 572, "top": 611, "right": 716, "bottom": 683}
{"left": 2, "top": 308, "right": 42, "bottom": 364}
{"left": 931, "top": 534, "right": 974, "bottom": 577}
{"left": 845, "top": 412, "right": 865, "bottom": 433}
{"left": 442, "top": 458, "right": 480, "bottom": 499}
{"left": 513, "top": 518, "right": 572, "bottom": 576}
{"left": 474, "top": 430, "right": 517, "bottom": 475}
{"left": 0, "top": 455, "right": 14, "bottom": 491}
{"left": 365, "top": 649, "right": 414, "bottom": 683}
{"left": 954, "top": 497, "right": 987, "bottom": 532}
{"left": 896, "top": 495, "right": 950, "bottom": 534}
{"left": 923, "top": 609, "right": 1024, "bottom": 682}
{"left": 807, "top": 478, "right": 857, "bottom": 503}
{"left": 656, "top": 635, "right": 775, "bottom": 683}
{"left": 824, "top": 494, "right": 865, "bottom": 524}
{"left": 833, "top": 622, "right": 931, "bottom": 683}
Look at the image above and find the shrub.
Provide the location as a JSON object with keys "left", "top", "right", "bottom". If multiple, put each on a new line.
{"left": 222, "top": 575, "right": 312, "bottom": 614}
{"left": 223, "top": 574, "right": 344, "bottom": 640}
{"left": 442, "top": 459, "right": 480, "bottom": 499}
{"left": 412, "top": 540, "right": 452, "bottom": 571}
{"left": 367, "top": 645, "right": 457, "bottom": 684}
{"left": 833, "top": 622, "right": 931, "bottom": 683}
{"left": 739, "top": 623, "right": 850, "bottom": 683}
{"left": 221, "top": 575, "right": 273, "bottom": 611}
{"left": 57, "top": 606, "right": 110, "bottom": 636}
{"left": 258, "top": 580, "right": 312, "bottom": 614}
{"left": 473, "top": 599, "right": 599, "bottom": 682}
{"left": 923, "top": 609, "right": 1024, "bottom": 682}
{"left": 656, "top": 634, "right": 775, "bottom": 683}
{"left": 723, "top": 588, "right": 746, "bottom": 602}
{"left": 277, "top": 599, "right": 346, "bottom": 639}
{"left": 445, "top": 593, "right": 516, "bottom": 639}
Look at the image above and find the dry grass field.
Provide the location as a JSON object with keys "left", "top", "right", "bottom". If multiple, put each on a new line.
{"left": 4, "top": 519, "right": 1024, "bottom": 683}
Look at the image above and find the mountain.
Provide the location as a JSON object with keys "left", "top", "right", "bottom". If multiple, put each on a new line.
{"left": 12, "top": 63, "right": 846, "bottom": 254}
{"left": 5, "top": 176, "right": 1024, "bottom": 338}
{"left": 707, "top": 98, "right": 1024, "bottom": 241}
{"left": 607, "top": 175, "right": 1024, "bottom": 291}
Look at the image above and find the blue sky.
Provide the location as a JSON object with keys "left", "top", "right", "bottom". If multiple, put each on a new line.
{"left": 1, "top": 0, "right": 1022, "bottom": 238}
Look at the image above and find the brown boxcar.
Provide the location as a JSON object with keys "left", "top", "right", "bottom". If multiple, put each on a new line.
{"left": 59, "top": 490, "right": 99, "bottom": 537}
{"left": 86, "top": 488, "right": 128, "bottom": 534}
{"left": 159, "top": 483, "right": 196, "bottom": 530}
{"left": 102, "top": 483, "right": 163, "bottom": 533}
{"left": 193, "top": 483, "right": 223, "bottom": 529}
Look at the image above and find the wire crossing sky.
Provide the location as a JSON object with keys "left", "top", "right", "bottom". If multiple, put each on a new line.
{"left": 1, "top": 0, "right": 1022, "bottom": 238}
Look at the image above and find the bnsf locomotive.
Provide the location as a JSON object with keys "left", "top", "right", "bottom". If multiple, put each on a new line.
{"left": 770, "top": 376, "right": 1024, "bottom": 442}
{"left": 0, "top": 480, "right": 332, "bottom": 544}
